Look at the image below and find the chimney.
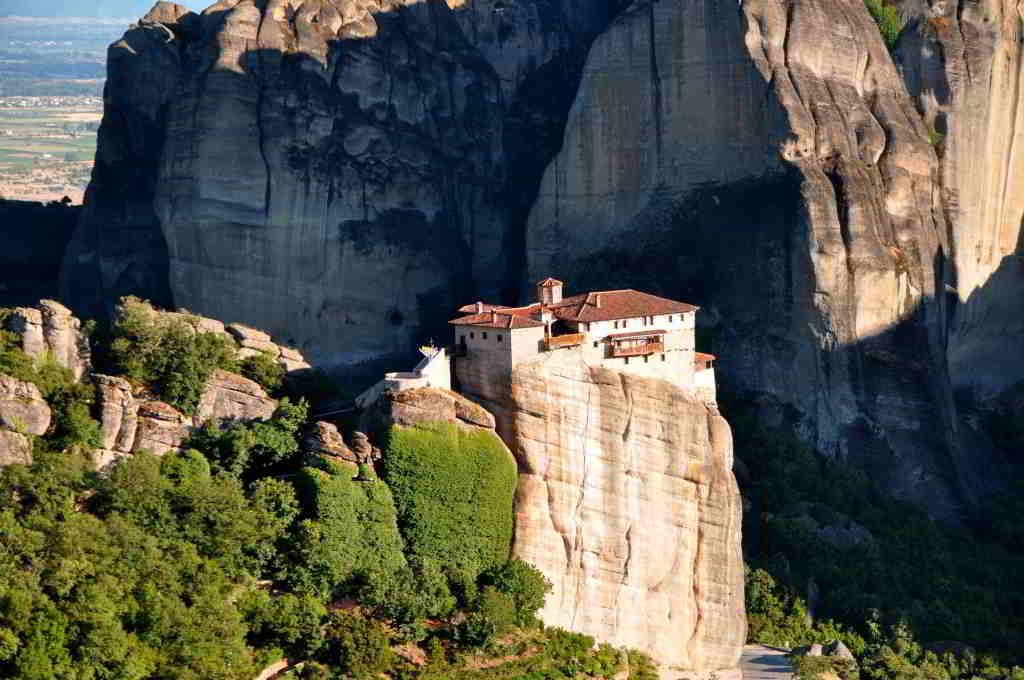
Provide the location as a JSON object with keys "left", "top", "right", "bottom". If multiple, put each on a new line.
{"left": 475, "top": 301, "right": 484, "bottom": 313}
{"left": 594, "top": 293, "right": 602, "bottom": 308}
{"left": 491, "top": 310, "right": 498, "bottom": 323}
{"left": 537, "top": 278, "right": 564, "bottom": 305}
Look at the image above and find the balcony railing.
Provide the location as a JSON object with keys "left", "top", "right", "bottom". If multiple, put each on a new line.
{"left": 609, "top": 340, "right": 664, "bottom": 358}
{"left": 545, "top": 333, "right": 585, "bottom": 350}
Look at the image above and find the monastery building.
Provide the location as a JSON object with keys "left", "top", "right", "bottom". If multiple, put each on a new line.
{"left": 450, "top": 278, "right": 716, "bottom": 401}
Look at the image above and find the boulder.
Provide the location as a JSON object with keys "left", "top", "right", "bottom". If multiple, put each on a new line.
{"left": 133, "top": 400, "right": 189, "bottom": 456}
{"left": 0, "top": 430, "right": 32, "bottom": 467}
{"left": 5, "top": 300, "right": 91, "bottom": 379}
{"left": 825, "top": 640, "right": 855, "bottom": 662}
{"left": 349, "top": 431, "right": 381, "bottom": 464}
{"left": 360, "top": 387, "right": 497, "bottom": 434}
{"left": 0, "top": 375, "right": 51, "bottom": 436}
{"left": 93, "top": 374, "right": 138, "bottom": 453}
{"left": 227, "top": 324, "right": 280, "bottom": 356}
{"left": 193, "top": 369, "right": 277, "bottom": 426}
{"left": 303, "top": 421, "right": 357, "bottom": 464}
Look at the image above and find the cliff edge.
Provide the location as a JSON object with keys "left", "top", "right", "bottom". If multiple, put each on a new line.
{"left": 460, "top": 352, "right": 745, "bottom": 678}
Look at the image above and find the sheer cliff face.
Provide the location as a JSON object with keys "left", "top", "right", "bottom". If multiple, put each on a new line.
{"left": 897, "top": 0, "right": 1024, "bottom": 400}
{"left": 462, "top": 354, "right": 745, "bottom": 678}
{"left": 524, "top": 0, "right": 962, "bottom": 514}
{"left": 67, "top": 0, "right": 616, "bottom": 363}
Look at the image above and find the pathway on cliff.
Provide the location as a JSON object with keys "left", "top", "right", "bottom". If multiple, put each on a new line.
{"left": 741, "top": 645, "right": 794, "bottom": 679}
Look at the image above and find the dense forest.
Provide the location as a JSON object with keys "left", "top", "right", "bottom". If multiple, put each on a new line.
{"left": 0, "top": 300, "right": 659, "bottom": 679}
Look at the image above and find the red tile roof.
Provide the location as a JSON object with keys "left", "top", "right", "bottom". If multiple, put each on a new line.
{"left": 694, "top": 352, "right": 717, "bottom": 362}
{"left": 449, "top": 310, "right": 544, "bottom": 329}
{"left": 548, "top": 290, "right": 697, "bottom": 323}
{"left": 452, "top": 287, "right": 697, "bottom": 328}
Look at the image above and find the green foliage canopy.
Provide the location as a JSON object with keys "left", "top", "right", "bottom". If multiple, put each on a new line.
{"left": 381, "top": 422, "right": 517, "bottom": 584}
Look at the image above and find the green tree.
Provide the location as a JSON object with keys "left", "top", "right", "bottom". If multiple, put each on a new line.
{"left": 320, "top": 611, "right": 393, "bottom": 679}
{"left": 479, "top": 559, "right": 552, "bottom": 627}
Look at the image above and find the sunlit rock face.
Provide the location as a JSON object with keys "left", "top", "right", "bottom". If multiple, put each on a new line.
{"left": 459, "top": 351, "right": 745, "bottom": 679}
{"left": 66, "top": 0, "right": 620, "bottom": 367}
{"left": 898, "top": 0, "right": 1024, "bottom": 401}
{"left": 523, "top": 0, "right": 964, "bottom": 517}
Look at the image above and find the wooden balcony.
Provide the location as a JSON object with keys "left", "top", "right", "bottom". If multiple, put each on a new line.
{"left": 545, "top": 333, "right": 585, "bottom": 350}
{"left": 609, "top": 340, "right": 664, "bottom": 358}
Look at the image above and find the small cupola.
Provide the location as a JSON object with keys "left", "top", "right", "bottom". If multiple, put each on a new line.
{"left": 537, "top": 277, "right": 564, "bottom": 305}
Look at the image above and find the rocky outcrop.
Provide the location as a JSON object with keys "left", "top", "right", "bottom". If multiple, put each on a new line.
{"left": 360, "top": 386, "right": 496, "bottom": 434}
{"left": 59, "top": 2, "right": 188, "bottom": 322}
{"left": 522, "top": 0, "right": 964, "bottom": 517}
{"left": 65, "top": 0, "right": 621, "bottom": 366}
{"left": 92, "top": 374, "right": 139, "bottom": 469}
{"left": 5, "top": 300, "right": 91, "bottom": 379}
{"left": 133, "top": 400, "right": 190, "bottom": 456}
{"left": 461, "top": 353, "right": 744, "bottom": 677}
{"left": 0, "top": 430, "right": 32, "bottom": 467}
{"left": 194, "top": 369, "right": 277, "bottom": 425}
{"left": 93, "top": 367, "right": 276, "bottom": 466}
{"left": 302, "top": 421, "right": 380, "bottom": 467}
{"left": 0, "top": 375, "right": 52, "bottom": 436}
{"left": 896, "top": 2, "right": 1024, "bottom": 401}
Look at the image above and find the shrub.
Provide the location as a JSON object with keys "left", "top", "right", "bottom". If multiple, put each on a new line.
{"left": 187, "top": 398, "right": 308, "bottom": 478}
{"left": 381, "top": 422, "right": 517, "bottom": 584}
{"left": 109, "top": 297, "right": 238, "bottom": 414}
{"left": 320, "top": 611, "right": 393, "bottom": 678}
{"left": 459, "top": 586, "right": 517, "bottom": 647}
{"left": 241, "top": 351, "right": 285, "bottom": 394}
{"left": 626, "top": 649, "right": 659, "bottom": 680}
{"left": 240, "top": 591, "right": 326, "bottom": 659}
{"left": 864, "top": 0, "right": 905, "bottom": 50}
{"left": 479, "top": 559, "right": 552, "bottom": 627}
{"left": 288, "top": 462, "right": 406, "bottom": 598}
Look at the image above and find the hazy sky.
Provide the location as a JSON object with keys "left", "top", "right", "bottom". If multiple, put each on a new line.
{"left": 0, "top": 0, "right": 206, "bottom": 18}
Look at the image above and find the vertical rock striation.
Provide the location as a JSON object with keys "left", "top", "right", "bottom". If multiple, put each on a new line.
{"left": 897, "top": 1, "right": 1024, "bottom": 400}
{"left": 524, "top": 0, "right": 962, "bottom": 516}
{"left": 67, "top": 0, "right": 620, "bottom": 366}
{"left": 461, "top": 353, "right": 745, "bottom": 678}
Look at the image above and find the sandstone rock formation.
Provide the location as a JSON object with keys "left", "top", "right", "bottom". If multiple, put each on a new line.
{"left": 93, "top": 367, "right": 277, "bottom": 466}
{"left": 460, "top": 353, "right": 745, "bottom": 677}
{"left": 0, "top": 375, "right": 52, "bottom": 437}
{"left": 896, "top": 1, "right": 1024, "bottom": 400}
{"left": 5, "top": 300, "right": 91, "bottom": 379}
{"left": 0, "top": 430, "right": 32, "bottom": 467}
{"left": 194, "top": 369, "right": 277, "bottom": 425}
{"left": 360, "top": 386, "right": 496, "bottom": 434}
{"left": 63, "top": 0, "right": 621, "bottom": 366}
{"left": 93, "top": 374, "right": 139, "bottom": 468}
{"left": 133, "top": 400, "right": 190, "bottom": 457}
{"left": 522, "top": 0, "right": 965, "bottom": 516}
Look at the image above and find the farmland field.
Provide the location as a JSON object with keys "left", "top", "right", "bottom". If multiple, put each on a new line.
{"left": 0, "top": 98, "right": 102, "bottom": 203}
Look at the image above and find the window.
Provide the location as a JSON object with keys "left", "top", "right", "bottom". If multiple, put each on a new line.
{"left": 613, "top": 321, "right": 619, "bottom": 329}
{"left": 644, "top": 355, "right": 649, "bottom": 363}
{"left": 668, "top": 315, "right": 674, "bottom": 322}
{"left": 593, "top": 342, "right": 598, "bottom": 348}
{"left": 470, "top": 332, "right": 475, "bottom": 339}
{"left": 497, "top": 334, "right": 503, "bottom": 343}
{"left": 482, "top": 332, "right": 488, "bottom": 340}
{"left": 459, "top": 335, "right": 465, "bottom": 343}
{"left": 661, "top": 354, "right": 666, "bottom": 361}
{"left": 624, "top": 357, "right": 629, "bottom": 365}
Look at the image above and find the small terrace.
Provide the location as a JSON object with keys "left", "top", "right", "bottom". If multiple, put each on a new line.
{"left": 545, "top": 332, "right": 586, "bottom": 350}
{"left": 604, "top": 330, "right": 665, "bottom": 358}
